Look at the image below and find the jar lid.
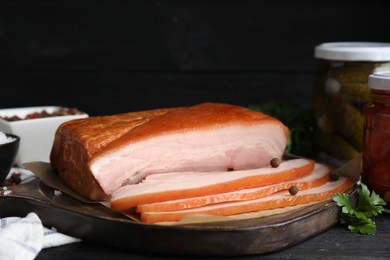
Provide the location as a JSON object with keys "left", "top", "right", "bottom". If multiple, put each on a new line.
{"left": 315, "top": 42, "right": 390, "bottom": 61}
{"left": 368, "top": 71, "right": 390, "bottom": 90}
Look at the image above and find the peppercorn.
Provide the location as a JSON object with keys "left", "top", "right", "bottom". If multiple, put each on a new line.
{"left": 289, "top": 185, "right": 299, "bottom": 196}
{"left": 270, "top": 158, "right": 281, "bottom": 168}
{"left": 331, "top": 172, "right": 340, "bottom": 181}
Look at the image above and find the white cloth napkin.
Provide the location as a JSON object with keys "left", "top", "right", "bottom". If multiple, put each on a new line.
{"left": 1, "top": 169, "right": 81, "bottom": 260}
{"left": 0, "top": 212, "right": 81, "bottom": 260}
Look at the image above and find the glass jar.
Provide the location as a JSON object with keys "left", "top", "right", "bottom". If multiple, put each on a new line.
{"left": 362, "top": 71, "right": 390, "bottom": 203}
{"left": 313, "top": 42, "right": 390, "bottom": 162}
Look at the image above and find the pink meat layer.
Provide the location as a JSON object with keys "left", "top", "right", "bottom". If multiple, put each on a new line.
{"left": 92, "top": 123, "right": 289, "bottom": 195}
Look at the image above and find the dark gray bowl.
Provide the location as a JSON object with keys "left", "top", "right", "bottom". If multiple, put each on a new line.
{"left": 0, "top": 133, "right": 20, "bottom": 183}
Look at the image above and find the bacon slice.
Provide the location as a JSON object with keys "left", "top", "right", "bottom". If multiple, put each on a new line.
{"left": 110, "top": 158, "right": 315, "bottom": 211}
{"left": 139, "top": 176, "right": 353, "bottom": 224}
{"left": 136, "top": 163, "right": 331, "bottom": 213}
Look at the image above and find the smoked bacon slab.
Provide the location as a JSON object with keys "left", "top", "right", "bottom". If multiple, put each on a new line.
{"left": 50, "top": 103, "right": 289, "bottom": 201}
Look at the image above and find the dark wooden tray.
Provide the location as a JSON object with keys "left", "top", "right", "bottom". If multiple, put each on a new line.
{"left": 0, "top": 179, "right": 353, "bottom": 256}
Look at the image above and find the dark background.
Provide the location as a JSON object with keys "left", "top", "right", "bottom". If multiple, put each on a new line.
{"left": 1, "top": 0, "right": 389, "bottom": 116}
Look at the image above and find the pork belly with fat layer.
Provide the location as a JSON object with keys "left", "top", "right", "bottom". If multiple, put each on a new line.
{"left": 50, "top": 103, "right": 289, "bottom": 201}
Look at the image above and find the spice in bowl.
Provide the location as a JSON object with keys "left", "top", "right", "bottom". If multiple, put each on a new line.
{"left": 0, "top": 131, "right": 20, "bottom": 184}
{"left": 0, "top": 132, "right": 16, "bottom": 144}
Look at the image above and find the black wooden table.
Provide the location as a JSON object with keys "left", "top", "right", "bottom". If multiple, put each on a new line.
{"left": 36, "top": 214, "right": 389, "bottom": 260}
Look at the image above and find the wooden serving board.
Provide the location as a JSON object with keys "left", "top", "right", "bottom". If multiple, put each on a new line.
{"left": 0, "top": 178, "right": 356, "bottom": 256}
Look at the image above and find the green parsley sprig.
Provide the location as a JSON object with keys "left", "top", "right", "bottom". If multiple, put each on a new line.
{"left": 333, "top": 183, "right": 386, "bottom": 235}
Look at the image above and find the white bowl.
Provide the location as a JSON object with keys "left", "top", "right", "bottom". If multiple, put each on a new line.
{"left": 0, "top": 106, "right": 88, "bottom": 165}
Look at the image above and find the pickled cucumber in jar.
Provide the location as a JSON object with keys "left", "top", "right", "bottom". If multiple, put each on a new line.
{"left": 313, "top": 42, "right": 390, "bottom": 161}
